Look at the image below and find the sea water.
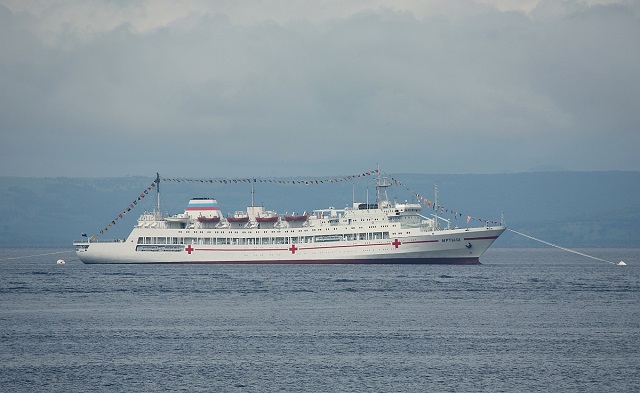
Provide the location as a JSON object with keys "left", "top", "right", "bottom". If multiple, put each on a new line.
{"left": 1, "top": 247, "right": 638, "bottom": 392}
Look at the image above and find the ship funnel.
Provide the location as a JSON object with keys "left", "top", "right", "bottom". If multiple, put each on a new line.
{"left": 185, "top": 198, "right": 221, "bottom": 220}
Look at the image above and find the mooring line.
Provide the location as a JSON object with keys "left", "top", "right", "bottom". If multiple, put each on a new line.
{"left": 0, "top": 250, "right": 75, "bottom": 261}
{"left": 507, "top": 228, "right": 621, "bottom": 265}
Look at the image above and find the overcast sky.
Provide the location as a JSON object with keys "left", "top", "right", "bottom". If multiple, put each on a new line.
{"left": 1, "top": 0, "right": 638, "bottom": 178}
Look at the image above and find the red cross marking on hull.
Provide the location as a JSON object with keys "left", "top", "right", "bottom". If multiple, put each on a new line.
{"left": 392, "top": 239, "right": 401, "bottom": 248}
{"left": 289, "top": 244, "right": 298, "bottom": 254}
{"left": 185, "top": 245, "right": 194, "bottom": 254}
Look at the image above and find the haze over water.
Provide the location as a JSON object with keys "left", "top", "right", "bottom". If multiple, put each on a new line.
{"left": 1, "top": 247, "right": 638, "bottom": 392}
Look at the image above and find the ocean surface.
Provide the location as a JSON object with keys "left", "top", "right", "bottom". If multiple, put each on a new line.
{"left": 1, "top": 247, "right": 638, "bottom": 392}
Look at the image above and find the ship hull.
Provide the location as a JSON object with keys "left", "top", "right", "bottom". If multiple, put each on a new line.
{"left": 75, "top": 226, "right": 505, "bottom": 265}
{"left": 120, "top": 257, "right": 482, "bottom": 265}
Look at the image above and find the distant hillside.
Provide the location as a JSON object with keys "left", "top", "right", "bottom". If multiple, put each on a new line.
{"left": 393, "top": 172, "right": 640, "bottom": 248}
{"left": 0, "top": 171, "right": 638, "bottom": 247}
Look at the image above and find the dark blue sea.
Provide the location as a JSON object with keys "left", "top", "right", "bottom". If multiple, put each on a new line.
{"left": 1, "top": 247, "right": 638, "bottom": 392}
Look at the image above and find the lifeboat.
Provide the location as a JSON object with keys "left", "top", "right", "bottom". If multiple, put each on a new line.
{"left": 256, "top": 216, "right": 279, "bottom": 223}
{"left": 165, "top": 213, "right": 190, "bottom": 223}
{"left": 197, "top": 216, "right": 221, "bottom": 223}
{"left": 284, "top": 213, "right": 308, "bottom": 222}
{"left": 227, "top": 212, "right": 250, "bottom": 223}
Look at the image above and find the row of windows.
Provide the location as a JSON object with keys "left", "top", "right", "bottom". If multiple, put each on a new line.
{"left": 137, "top": 232, "right": 391, "bottom": 246}
{"left": 185, "top": 224, "right": 396, "bottom": 235}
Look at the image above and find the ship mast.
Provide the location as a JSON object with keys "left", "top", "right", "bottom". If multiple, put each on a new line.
{"left": 251, "top": 178, "right": 255, "bottom": 209}
{"left": 155, "top": 172, "right": 161, "bottom": 219}
{"left": 375, "top": 164, "right": 391, "bottom": 207}
{"left": 434, "top": 182, "right": 439, "bottom": 230}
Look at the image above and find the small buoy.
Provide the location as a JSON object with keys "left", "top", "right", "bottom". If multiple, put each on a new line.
{"left": 56, "top": 259, "right": 65, "bottom": 265}
{"left": 617, "top": 261, "right": 626, "bottom": 266}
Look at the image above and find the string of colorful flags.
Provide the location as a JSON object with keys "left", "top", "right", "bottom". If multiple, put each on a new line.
{"left": 95, "top": 181, "right": 157, "bottom": 238}
{"left": 161, "top": 169, "right": 380, "bottom": 185}
{"left": 383, "top": 172, "right": 501, "bottom": 226}
{"left": 92, "top": 168, "right": 499, "bottom": 238}
{"left": 92, "top": 170, "right": 379, "bottom": 238}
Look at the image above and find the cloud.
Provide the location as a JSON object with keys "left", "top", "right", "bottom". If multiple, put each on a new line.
{"left": 0, "top": 1, "right": 638, "bottom": 177}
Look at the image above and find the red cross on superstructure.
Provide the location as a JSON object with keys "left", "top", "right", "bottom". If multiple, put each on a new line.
{"left": 392, "top": 239, "right": 401, "bottom": 248}
{"left": 185, "top": 244, "right": 194, "bottom": 254}
{"left": 289, "top": 244, "right": 298, "bottom": 254}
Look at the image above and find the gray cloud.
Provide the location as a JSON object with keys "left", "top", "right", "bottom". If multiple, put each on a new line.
{"left": 0, "top": 1, "right": 638, "bottom": 177}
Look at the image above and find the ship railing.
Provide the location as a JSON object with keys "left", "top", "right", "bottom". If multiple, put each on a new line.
{"left": 435, "top": 214, "right": 451, "bottom": 230}
{"left": 73, "top": 238, "right": 127, "bottom": 244}
{"left": 416, "top": 213, "right": 451, "bottom": 230}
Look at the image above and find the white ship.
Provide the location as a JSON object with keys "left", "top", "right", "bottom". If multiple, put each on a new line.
{"left": 74, "top": 172, "right": 505, "bottom": 264}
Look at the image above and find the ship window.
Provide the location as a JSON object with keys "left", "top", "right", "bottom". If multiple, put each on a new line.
{"left": 137, "top": 237, "right": 143, "bottom": 244}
